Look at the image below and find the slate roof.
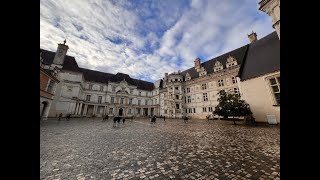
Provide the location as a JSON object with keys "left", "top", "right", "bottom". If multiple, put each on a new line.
{"left": 40, "top": 49, "right": 154, "bottom": 90}
{"left": 180, "top": 44, "right": 249, "bottom": 79}
{"left": 239, "top": 31, "right": 280, "bottom": 81}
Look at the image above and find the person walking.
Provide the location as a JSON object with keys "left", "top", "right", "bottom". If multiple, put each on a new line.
{"left": 58, "top": 113, "right": 62, "bottom": 121}
{"left": 184, "top": 116, "right": 188, "bottom": 123}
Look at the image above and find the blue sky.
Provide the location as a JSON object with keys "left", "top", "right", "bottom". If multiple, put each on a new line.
{"left": 40, "top": 0, "right": 274, "bottom": 82}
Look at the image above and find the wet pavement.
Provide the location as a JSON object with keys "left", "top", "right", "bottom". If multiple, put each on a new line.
{"left": 40, "top": 118, "right": 280, "bottom": 180}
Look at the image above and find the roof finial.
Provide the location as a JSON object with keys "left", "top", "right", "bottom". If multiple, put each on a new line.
{"left": 63, "top": 39, "right": 66, "bottom": 45}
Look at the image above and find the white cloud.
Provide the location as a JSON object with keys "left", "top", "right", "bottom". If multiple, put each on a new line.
{"left": 41, "top": 0, "right": 274, "bottom": 82}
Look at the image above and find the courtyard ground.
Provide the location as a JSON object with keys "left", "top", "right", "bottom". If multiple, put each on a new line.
{"left": 40, "top": 118, "right": 280, "bottom": 180}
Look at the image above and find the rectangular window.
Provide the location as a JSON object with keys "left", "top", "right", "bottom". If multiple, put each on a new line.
{"left": 193, "top": 108, "right": 196, "bottom": 113}
{"left": 203, "top": 93, "right": 208, "bottom": 101}
{"left": 120, "top": 98, "right": 124, "bottom": 104}
{"left": 189, "top": 109, "right": 192, "bottom": 113}
{"left": 89, "top": 84, "right": 93, "bottom": 90}
{"left": 109, "top": 108, "right": 113, "bottom": 114}
{"left": 176, "top": 104, "right": 180, "bottom": 109}
{"left": 175, "top": 87, "right": 179, "bottom": 90}
{"left": 202, "top": 84, "right": 207, "bottom": 90}
{"left": 187, "top": 96, "right": 191, "bottom": 103}
{"left": 232, "top": 77, "right": 237, "bottom": 84}
{"left": 128, "top": 109, "right": 131, "bottom": 114}
{"left": 187, "top": 88, "right": 190, "bottom": 93}
{"left": 184, "top": 89, "right": 186, "bottom": 93}
{"left": 185, "top": 109, "right": 188, "bottom": 113}
{"left": 137, "top": 108, "right": 141, "bottom": 114}
{"left": 138, "top": 100, "right": 141, "bottom": 105}
{"left": 111, "top": 97, "right": 114, "bottom": 103}
{"left": 176, "top": 95, "right": 179, "bottom": 99}
{"left": 98, "top": 96, "right": 102, "bottom": 103}
{"left": 129, "top": 98, "right": 132, "bottom": 105}
{"left": 86, "top": 95, "right": 91, "bottom": 101}
{"left": 218, "top": 80, "right": 224, "bottom": 87}
{"left": 100, "top": 86, "right": 103, "bottom": 91}
{"left": 269, "top": 76, "right": 280, "bottom": 105}
{"left": 203, "top": 107, "right": 207, "bottom": 112}
{"left": 47, "top": 80, "right": 55, "bottom": 93}
{"left": 208, "top": 107, "right": 213, "bottom": 112}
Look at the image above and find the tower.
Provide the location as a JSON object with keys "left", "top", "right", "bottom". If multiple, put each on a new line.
{"left": 259, "top": 0, "right": 280, "bottom": 39}
{"left": 53, "top": 40, "right": 69, "bottom": 67}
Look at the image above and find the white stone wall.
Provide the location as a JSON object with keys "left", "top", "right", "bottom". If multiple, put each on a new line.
{"left": 239, "top": 71, "right": 280, "bottom": 123}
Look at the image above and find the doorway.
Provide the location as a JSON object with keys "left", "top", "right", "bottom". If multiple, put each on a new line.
{"left": 119, "top": 108, "right": 123, "bottom": 116}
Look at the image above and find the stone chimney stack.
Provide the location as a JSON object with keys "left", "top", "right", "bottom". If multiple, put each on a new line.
{"left": 53, "top": 40, "right": 69, "bottom": 66}
{"left": 248, "top": 31, "right": 258, "bottom": 43}
{"left": 194, "top": 58, "right": 201, "bottom": 70}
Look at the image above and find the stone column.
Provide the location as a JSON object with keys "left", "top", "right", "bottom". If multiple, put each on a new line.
{"left": 73, "top": 103, "right": 78, "bottom": 114}
{"left": 75, "top": 103, "right": 80, "bottom": 115}
{"left": 93, "top": 105, "right": 97, "bottom": 115}
{"left": 78, "top": 103, "right": 83, "bottom": 115}
{"left": 83, "top": 104, "right": 88, "bottom": 115}
{"left": 104, "top": 106, "right": 107, "bottom": 115}
{"left": 42, "top": 102, "right": 51, "bottom": 120}
{"left": 148, "top": 108, "right": 151, "bottom": 116}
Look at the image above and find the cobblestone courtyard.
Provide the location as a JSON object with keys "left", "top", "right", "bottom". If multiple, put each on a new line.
{"left": 40, "top": 118, "right": 280, "bottom": 180}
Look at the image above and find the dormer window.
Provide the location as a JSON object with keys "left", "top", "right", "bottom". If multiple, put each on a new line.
{"left": 214, "top": 61, "right": 224, "bottom": 72}
{"left": 226, "top": 56, "right": 238, "bottom": 68}
{"left": 185, "top": 73, "right": 191, "bottom": 81}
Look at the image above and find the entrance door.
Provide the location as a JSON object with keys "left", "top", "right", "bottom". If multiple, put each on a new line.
{"left": 119, "top": 108, "right": 123, "bottom": 116}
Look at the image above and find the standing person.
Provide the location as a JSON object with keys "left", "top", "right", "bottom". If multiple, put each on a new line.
{"left": 164, "top": 115, "right": 166, "bottom": 121}
{"left": 122, "top": 117, "right": 126, "bottom": 124}
{"left": 113, "top": 116, "right": 117, "bottom": 127}
{"left": 184, "top": 116, "right": 188, "bottom": 123}
{"left": 117, "top": 116, "right": 121, "bottom": 126}
{"left": 58, "top": 113, "right": 62, "bottom": 121}
{"left": 152, "top": 115, "right": 157, "bottom": 124}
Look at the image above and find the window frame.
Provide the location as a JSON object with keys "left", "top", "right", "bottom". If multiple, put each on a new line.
{"left": 266, "top": 75, "right": 280, "bottom": 106}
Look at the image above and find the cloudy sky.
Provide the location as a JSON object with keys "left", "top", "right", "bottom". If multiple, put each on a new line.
{"left": 40, "top": 0, "right": 273, "bottom": 82}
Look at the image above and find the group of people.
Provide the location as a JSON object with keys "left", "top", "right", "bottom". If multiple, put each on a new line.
{"left": 57, "top": 113, "right": 190, "bottom": 125}
{"left": 58, "top": 113, "right": 71, "bottom": 121}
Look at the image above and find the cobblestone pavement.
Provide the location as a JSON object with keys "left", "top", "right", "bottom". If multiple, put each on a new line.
{"left": 40, "top": 118, "right": 280, "bottom": 180}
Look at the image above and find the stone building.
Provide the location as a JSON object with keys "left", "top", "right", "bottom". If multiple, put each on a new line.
{"left": 40, "top": 50, "right": 60, "bottom": 120}
{"left": 238, "top": 32, "right": 280, "bottom": 124}
{"left": 41, "top": 31, "right": 279, "bottom": 121}
{"left": 40, "top": 44, "right": 161, "bottom": 118}
{"left": 259, "top": 0, "right": 280, "bottom": 39}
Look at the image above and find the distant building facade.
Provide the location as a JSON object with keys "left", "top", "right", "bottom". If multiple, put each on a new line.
{"left": 40, "top": 50, "right": 60, "bottom": 120}
{"left": 41, "top": 45, "right": 161, "bottom": 118}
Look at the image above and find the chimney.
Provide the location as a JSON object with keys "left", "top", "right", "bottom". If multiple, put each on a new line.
{"left": 194, "top": 58, "right": 201, "bottom": 70}
{"left": 53, "top": 39, "right": 69, "bottom": 65}
{"left": 248, "top": 31, "right": 257, "bottom": 43}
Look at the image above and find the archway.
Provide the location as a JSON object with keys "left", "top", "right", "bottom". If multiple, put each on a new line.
{"left": 118, "top": 108, "right": 123, "bottom": 116}
{"left": 40, "top": 101, "right": 49, "bottom": 120}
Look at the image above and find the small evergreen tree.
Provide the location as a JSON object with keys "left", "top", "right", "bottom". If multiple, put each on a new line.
{"left": 214, "top": 90, "right": 252, "bottom": 125}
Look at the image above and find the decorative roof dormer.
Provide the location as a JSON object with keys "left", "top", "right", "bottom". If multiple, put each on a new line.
{"left": 199, "top": 67, "right": 207, "bottom": 77}
{"left": 214, "top": 61, "right": 223, "bottom": 72}
{"left": 185, "top": 73, "right": 191, "bottom": 81}
{"left": 226, "top": 56, "right": 238, "bottom": 68}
